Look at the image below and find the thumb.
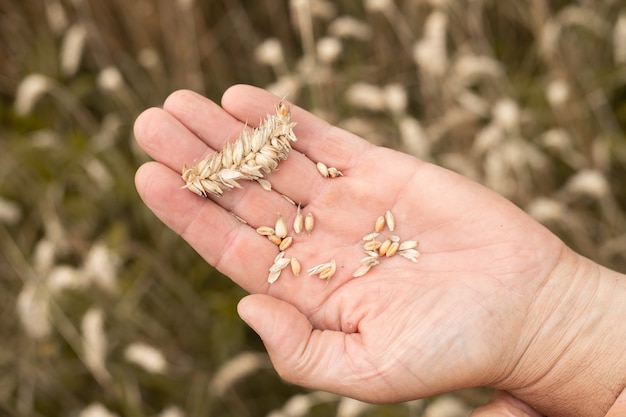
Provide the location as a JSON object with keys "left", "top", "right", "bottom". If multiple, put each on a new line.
{"left": 470, "top": 391, "right": 541, "bottom": 417}
{"left": 237, "top": 294, "right": 362, "bottom": 396}
{"left": 237, "top": 293, "right": 315, "bottom": 370}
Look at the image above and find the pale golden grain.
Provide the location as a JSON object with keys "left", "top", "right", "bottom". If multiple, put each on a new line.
{"left": 307, "top": 260, "right": 336, "bottom": 279}
{"left": 268, "top": 252, "right": 291, "bottom": 283}
{"left": 275, "top": 213, "right": 287, "bottom": 238}
{"left": 318, "top": 261, "right": 336, "bottom": 280}
{"left": 257, "top": 178, "right": 272, "bottom": 191}
{"left": 316, "top": 161, "right": 329, "bottom": 177}
{"left": 385, "top": 210, "right": 395, "bottom": 231}
{"left": 290, "top": 258, "right": 301, "bottom": 276}
{"left": 354, "top": 211, "right": 421, "bottom": 277}
{"left": 352, "top": 256, "right": 380, "bottom": 278}
{"left": 256, "top": 226, "right": 275, "bottom": 236}
{"left": 398, "top": 249, "right": 420, "bottom": 262}
{"left": 375, "top": 215, "right": 385, "bottom": 232}
{"left": 363, "top": 239, "right": 382, "bottom": 252}
{"left": 279, "top": 236, "right": 293, "bottom": 251}
{"left": 294, "top": 205, "right": 303, "bottom": 234}
{"left": 399, "top": 240, "right": 419, "bottom": 251}
{"left": 379, "top": 238, "right": 392, "bottom": 256}
{"left": 327, "top": 167, "right": 343, "bottom": 178}
{"left": 386, "top": 241, "right": 400, "bottom": 257}
{"left": 267, "top": 234, "right": 282, "bottom": 245}
{"left": 305, "top": 212, "right": 314, "bottom": 235}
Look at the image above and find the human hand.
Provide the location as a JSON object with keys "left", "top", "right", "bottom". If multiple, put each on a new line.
{"left": 134, "top": 85, "right": 626, "bottom": 416}
{"left": 470, "top": 391, "right": 541, "bottom": 417}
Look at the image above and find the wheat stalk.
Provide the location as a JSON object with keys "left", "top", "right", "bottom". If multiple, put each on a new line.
{"left": 181, "top": 102, "right": 297, "bottom": 197}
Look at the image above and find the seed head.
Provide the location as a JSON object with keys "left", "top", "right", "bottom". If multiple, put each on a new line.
{"left": 181, "top": 102, "right": 297, "bottom": 197}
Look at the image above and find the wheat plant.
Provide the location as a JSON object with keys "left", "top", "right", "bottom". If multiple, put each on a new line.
{"left": 1, "top": 1, "right": 624, "bottom": 416}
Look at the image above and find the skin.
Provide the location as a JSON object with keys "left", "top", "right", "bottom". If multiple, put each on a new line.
{"left": 133, "top": 85, "right": 626, "bottom": 416}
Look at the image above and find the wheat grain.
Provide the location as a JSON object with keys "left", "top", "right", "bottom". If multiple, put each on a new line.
{"left": 256, "top": 226, "right": 275, "bottom": 236}
{"left": 257, "top": 178, "right": 272, "bottom": 191}
{"left": 279, "top": 236, "right": 293, "bottom": 251}
{"left": 353, "top": 212, "right": 420, "bottom": 277}
{"left": 305, "top": 212, "right": 314, "bottom": 235}
{"left": 267, "top": 234, "right": 282, "bottom": 245}
{"left": 268, "top": 252, "right": 291, "bottom": 283}
{"left": 378, "top": 238, "right": 392, "bottom": 256}
{"left": 363, "top": 239, "right": 382, "bottom": 252}
{"left": 307, "top": 262, "right": 329, "bottom": 276}
{"left": 385, "top": 210, "right": 395, "bottom": 231}
{"left": 398, "top": 249, "right": 420, "bottom": 262}
{"left": 386, "top": 241, "right": 400, "bottom": 257}
{"left": 308, "top": 260, "right": 336, "bottom": 281}
{"left": 399, "top": 240, "right": 418, "bottom": 251}
{"left": 352, "top": 256, "right": 380, "bottom": 278}
{"left": 290, "top": 258, "right": 301, "bottom": 276}
{"left": 318, "top": 261, "right": 337, "bottom": 280}
{"left": 181, "top": 102, "right": 296, "bottom": 197}
{"left": 374, "top": 215, "right": 385, "bottom": 232}
{"left": 275, "top": 213, "right": 288, "bottom": 238}
{"left": 327, "top": 167, "right": 343, "bottom": 178}
{"left": 293, "top": 204, "right": 303, "bottom": 234}
{"left": 270, "top": 252, "right": 291, "bottom": 271}
{"left": 316, "top": 161, "right": 342, "bottom": 178}
{"left": 316, "top": 161, "right": 329, "bottom": 177}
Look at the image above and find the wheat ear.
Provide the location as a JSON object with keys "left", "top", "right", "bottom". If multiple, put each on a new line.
{"left": 181, "top": 102, "right": 297, "bottom": 197}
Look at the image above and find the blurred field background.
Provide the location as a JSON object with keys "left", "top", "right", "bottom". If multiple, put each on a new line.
{"left": 1, "top": 0, "right": 625, "bottom": 416}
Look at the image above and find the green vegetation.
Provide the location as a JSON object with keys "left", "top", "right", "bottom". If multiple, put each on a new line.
{"left": 1, "top": 1, "right": 624, "bottom": 416}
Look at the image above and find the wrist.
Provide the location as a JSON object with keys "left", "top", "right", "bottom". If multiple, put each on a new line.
{"left": 497, "top": 248, "right": 626, "bottom": 416}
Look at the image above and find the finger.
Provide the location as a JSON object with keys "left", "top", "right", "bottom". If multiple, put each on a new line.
{"left": 162, "top": 89, "right": 244, "bottom": 150}
{"left": 238, "top": 294, "right": 408, "bottom": 403}
{"left": 135, "top": 161, "right": 346, "bottom": 298}
{"left": 135, "top": 161, "right": 280, "bottom": 293}
{"left": 469, "top": 391, "right": 542, "bottom": 417}
{"left": 221, "top": 85, "right": 375, "bottom": 186}
{"left": 134, "top": 106, "right": 210, "bottom": 172}
{"left": 154, "top": 89, "right": 328, "bottom": 207}
{"left": 237, "top": 294, "right": 360, "bottom": 394}
{"left": 135, "top": 90, "right": 318, "bottom": 219}
{"left": 221, "top": 84, "right": 372, "bottom": 163}
{"left": 133, "top": 115, "right": 300, "bottom": 230}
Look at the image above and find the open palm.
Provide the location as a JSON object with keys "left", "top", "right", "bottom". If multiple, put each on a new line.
{"left": 134, "top": 85, "right": 566, "bottom": 413}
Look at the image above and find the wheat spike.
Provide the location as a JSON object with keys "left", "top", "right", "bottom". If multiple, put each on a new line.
{"left": 182, "top": 102, "right": 297, "bottom": 197}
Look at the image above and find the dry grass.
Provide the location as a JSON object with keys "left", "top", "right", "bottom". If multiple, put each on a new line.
{"left": 1, "top": 0, "right": 625, "bottom": 416}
